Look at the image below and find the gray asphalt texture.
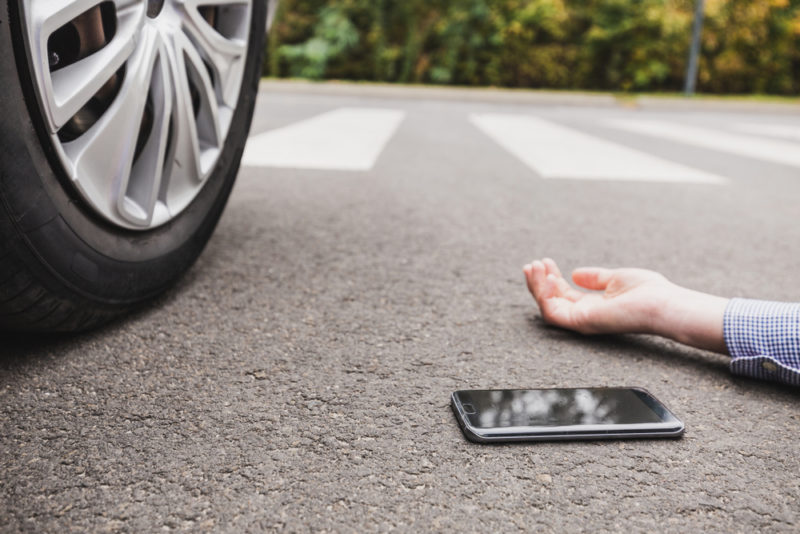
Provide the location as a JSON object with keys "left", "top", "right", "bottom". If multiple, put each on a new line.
{"left": 3, "top": 86, "right": 800, "bottom": 532}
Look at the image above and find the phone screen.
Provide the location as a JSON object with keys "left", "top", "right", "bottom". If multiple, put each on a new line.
{"left": 451, "top": 388, "right": 683, "bottom": 442}
{"left": 458, "top": 388, "right": 663, "bottom": 428}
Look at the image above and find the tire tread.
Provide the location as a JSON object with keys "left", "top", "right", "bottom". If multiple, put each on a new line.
{"left": 0, "top": 241, "right": 116, "bottom": 331}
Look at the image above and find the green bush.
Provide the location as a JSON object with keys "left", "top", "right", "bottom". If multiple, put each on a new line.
{"left": 278, "top": 6, "right": 360, "bottom": 78}
{"left": 265, "top": 0, "right": 800, "bottom": 94}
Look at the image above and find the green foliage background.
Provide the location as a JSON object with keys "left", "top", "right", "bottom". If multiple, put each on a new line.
{"left": 265, "top": 0, "right": 800, "bottom": 94}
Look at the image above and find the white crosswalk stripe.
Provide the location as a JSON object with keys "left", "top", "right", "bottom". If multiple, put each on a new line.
{"left": 608, "top": 119, "right": 800, "bottom": 168}
{"left": 733, "top": 123, "right": 800, "bottom": 142}
{"left": 242, "top": 108, "right": 406, "bottom": 171}
{"left": 470, "top": 114, "right": 726, "bottom": 184}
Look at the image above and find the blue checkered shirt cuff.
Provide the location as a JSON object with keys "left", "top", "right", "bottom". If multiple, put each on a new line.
{"left": 723, "top": 298, "right": 800, "bottom": 386}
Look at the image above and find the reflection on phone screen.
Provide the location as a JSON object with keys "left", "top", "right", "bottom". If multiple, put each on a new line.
{"left": 461, "top": 389, "right": 662, "bottom": 428}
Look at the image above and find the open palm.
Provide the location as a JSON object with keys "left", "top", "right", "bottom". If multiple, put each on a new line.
{"left": 523, "top": 258, "right": 673, "bottom": 335}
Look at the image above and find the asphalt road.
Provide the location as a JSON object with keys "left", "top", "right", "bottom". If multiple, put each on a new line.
{"left": 3, "top": 84, "right": 800, "bottom": 532}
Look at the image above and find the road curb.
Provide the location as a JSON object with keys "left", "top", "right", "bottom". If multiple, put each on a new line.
{"left": 259, "top": 79, "right": 800, "bottom": 114}
{"left": 633, "top": 96, "right": 800, "bottom": 114}
{"left": 258, "top": 79, "right": 617, "bottom": 107}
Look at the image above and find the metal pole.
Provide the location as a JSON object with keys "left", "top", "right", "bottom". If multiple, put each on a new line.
{"left": 684, "top": 0, "right": 705, "bottom": 96}
{"left": 267, "top": 0, "right": 280, "bottom": 30}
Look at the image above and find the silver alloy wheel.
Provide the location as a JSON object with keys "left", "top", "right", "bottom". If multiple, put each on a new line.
{"left": 20, "top": 0, "right": 252, "bottom": 229}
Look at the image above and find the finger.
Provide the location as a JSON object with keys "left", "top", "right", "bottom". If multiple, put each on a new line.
{"left": 525, "top": 261, "right": 547, "bottom": 300}
{"left": 572, "top": 267, "right": 613, "bottom": 291}
{"left": 548, "top": 273, "right": 583, "bottom": 302}
{"left": 524, "top": 263, "right": 535, "bottom": 295}
{"left": 547, "top": 274, "right": 582, "bottom": 302}
{"left": 539, "top": 277, "right": 574, "bottom": 327}
{"left": 542, "top": 258, "right": 564, "bottom": 279}
{"left": 543, "top": 258, "right": 585, "bottom": 301}
{"left": 539, "top": 296, "right": 574, "bottom": 328}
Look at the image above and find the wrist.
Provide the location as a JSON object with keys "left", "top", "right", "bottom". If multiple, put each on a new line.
{"left": 653, "top": 285, "right": 729, "bottom": 353}
{"left": 641, "top": 283, "right": 681, "bottom": 336}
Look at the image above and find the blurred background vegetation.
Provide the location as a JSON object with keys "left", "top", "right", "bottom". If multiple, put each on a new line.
{"left": 264, "top": 0, "right": 800, "bottom": 95}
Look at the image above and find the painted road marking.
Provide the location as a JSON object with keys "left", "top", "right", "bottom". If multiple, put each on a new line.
{"left": 242, "top": 108, "right": 406, "bottom": 171}
{"left": 609, "top": 119, "right": 800, "bottom": 168}
{"left": 733, "top": 123, "right": 800, "bottom": 142}
{"left": 470, "top": 114, "right": 725, "bottom": 184}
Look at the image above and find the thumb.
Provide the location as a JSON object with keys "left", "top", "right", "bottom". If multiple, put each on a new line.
{"left": 572, "top": 267, "right": 613, "bottom": 291}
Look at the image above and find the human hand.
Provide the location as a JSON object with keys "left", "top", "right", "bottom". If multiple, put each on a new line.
{"left": 523, "top": 258, "right": 728, "bottom": 353}
{"left": 523, "top": 258, "right": 677, "bottom": 335}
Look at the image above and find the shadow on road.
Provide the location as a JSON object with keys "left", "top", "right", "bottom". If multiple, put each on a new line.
{"left": 0, "top": 266, "right": 205, "bottom": 374}
{"left": 0, "top": 302, "right": 166, "bottom": 374}
{"left": 527, "top": 316, "right": 800, "bottom": 398}
{"left": 0, "top": 331, "right": 86, "bottom": 371}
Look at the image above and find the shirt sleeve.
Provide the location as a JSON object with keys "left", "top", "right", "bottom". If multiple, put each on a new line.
{"left": 723, "top": 298, "right": 800, "bottom": 386}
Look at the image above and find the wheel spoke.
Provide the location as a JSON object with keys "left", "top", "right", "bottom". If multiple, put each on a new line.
{"left": 180, "top": 0, "right": 250, "bottom": 109}
{"left": 28, "top": 0, "right": 136, "bottom": 32}
{"left": 27, "top": 0, "right": 145, "bottom": 131}
{"left": 62, "top": 28, "right": 161, "bottom": 226}
{"left": 159, "top": 30, "right": 219, "bottom": 216}
{"left": 50, "top": 11, "right": 142, "bottom": 129}
{"left": 123, "top": 41, "right": 174, "bottom": 226}
{"left": 29, "top": 0, "right": 99, "bottom": 30}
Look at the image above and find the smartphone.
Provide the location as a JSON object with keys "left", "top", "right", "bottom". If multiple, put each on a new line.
{"left": 451, "top": 387, "right": 684, "bottom": 443}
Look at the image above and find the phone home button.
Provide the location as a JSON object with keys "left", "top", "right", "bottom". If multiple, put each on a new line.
{"left": 462, "top": 403, "right": 476, "bottom": 414}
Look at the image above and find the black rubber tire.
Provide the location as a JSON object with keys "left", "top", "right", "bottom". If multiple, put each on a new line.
{"left": 0, "top": 1, "right": 267, "bottom": 332}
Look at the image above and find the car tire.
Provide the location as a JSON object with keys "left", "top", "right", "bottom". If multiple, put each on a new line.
{"left": 0, "top": 0, "right": 267, "bottom": 331}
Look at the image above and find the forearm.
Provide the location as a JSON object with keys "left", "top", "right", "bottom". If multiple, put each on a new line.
{"left": 651, "top": 285, "right": 729, "bottom": 354}
{"left": 643, "top": 289, "right": 800, "bottom": 386}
